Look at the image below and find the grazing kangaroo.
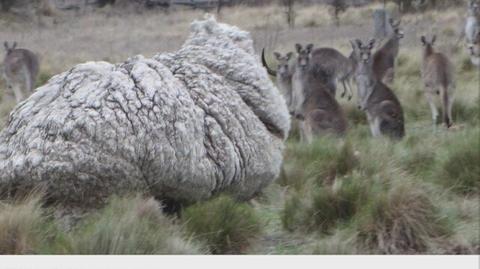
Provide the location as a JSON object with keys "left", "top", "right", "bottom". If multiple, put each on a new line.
{"left": 261, "top": 48, "right": 295, "bottom": 108}
{"left": 3, "top": 42, "right": 40, "bottom": 103}
{"left": 353, "top": 39, "right": 405, "bottom": 139}
{"left": 372, "top": 19, "right": 404, "bottom": 84}
{"left": 420, "top": 35, "right": 456, "bottom": 128}
{"left": 311, "top": 47, "right": 356, "bottom": 100}
{"left": 465, "top": 0, "right": 480, "bottom": 45}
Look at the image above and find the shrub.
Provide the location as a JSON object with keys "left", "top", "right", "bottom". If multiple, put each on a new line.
{"left": 67, "top": 196, "right": 202, "bottom": 254}
{"left": 182, "top": 195, "right": 262, "bottom": 254}
{"left": 355, "top": 180, "right": 451, "bottom": 254}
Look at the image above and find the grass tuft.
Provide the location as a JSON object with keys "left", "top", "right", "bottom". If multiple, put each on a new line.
{"left": 182, "top": 195, "right": 262, "bottom": 254}
{"left": 67, "top": 195, "right": 203, "bottom": 254}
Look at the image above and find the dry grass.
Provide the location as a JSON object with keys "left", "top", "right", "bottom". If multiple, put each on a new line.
{"left": 0, "top": 2, "right": 478, "bottom": 254}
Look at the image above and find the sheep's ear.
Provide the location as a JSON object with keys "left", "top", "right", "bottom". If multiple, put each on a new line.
{"left": 12, "top": 42, "right": 17, "bottom": 49}
{"left": 295, "top": 43, "right": 302, "bottom": 53}
{"left": 306, "top": 43, "right": 314, "bottom": 53}
{"left": 273, "top": 52, "right": 281, "bottom": 60}
{"left": 431, "top": 35, "right": 436, "bottom": 45}
{"left": 286, "top": 52, "right": 293, "bottom": 60}
{"left": 420, "top": 36, "right": 427, "bottom": 45}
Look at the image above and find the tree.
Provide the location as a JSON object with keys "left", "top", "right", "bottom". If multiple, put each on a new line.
{"left": 282, "top": 0, "right": 295, "bottom": 28}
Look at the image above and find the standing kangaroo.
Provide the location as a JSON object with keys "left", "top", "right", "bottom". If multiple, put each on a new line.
{"left": 291, "top": 43, "right": 336, "bottom": 116}
{"left": 261, "top": 49, "right": 295, "bottom": 109}
{"left": 468, "top": 32, "right": 480, "bottom": 67}
{"left": 311, "top": 47, "right": 356, "bottom": 100}
{"left": 3, "top": 42, "right": 40, "bottom": 103}
{"left": 353, "top": 39, "right": 405, "bottom": 139}
{"left": 420, "top": 35, "right": 456, "bottom": 129}
{"left": 372, "top": 19, "right": 404, "bottom": 84}
{"left": 291, "top": 44, "right": 347, "bottom": 142}
{"left": 465, "top": 0, "right": 480, "bottom": 45}
{"left": 298, "top": 67, "right": 348, "bottom": 142}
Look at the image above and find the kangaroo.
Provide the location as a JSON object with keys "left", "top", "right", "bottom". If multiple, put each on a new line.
{"left": 291, "top": 43, "right": 336, "bottom": 117}
{"left": 465, "top": 0, "right": 480, "bottom": 45}
{"left": 468, "top": 32, "right": 480, "bottom": 67}
{"left": 3, "top": 42, "right": 40, "bottom": 103}
{"left": 290, "top": 44, "right": 347, "bottom": 142}
{"left": 372, "top": 18, "right": 404, "bottom": 84}
{"left": 298, "top": 67, "right": 348, "bottom": 142}
{"left": 420, "top": 35, "right": 456, "bottom": 129}
{"left": 310, "top": 47, "right": 356, "bottom": 100}
{"left": 352, "top": 39, "right": 405, "bottom": 139}
{"left": 261, "top": 48, "right": 295, "bottom": 109}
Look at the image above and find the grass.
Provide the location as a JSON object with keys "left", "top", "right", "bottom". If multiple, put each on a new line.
{"left": 182, "top": 195, "right": 262, "bottom": 254}
{"left": 0, "top": 195, "right": 203, "bottom": 254}
{"left": 0, "top": 2, "right": 478, "bottom": 255}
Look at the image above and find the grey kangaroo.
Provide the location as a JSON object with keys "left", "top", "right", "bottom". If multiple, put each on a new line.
{"left": 352, "top": 39, "right": 405, "bottom": 139}
{"left": 372, "top": 19, "right": 404, "bottom": 84}
{"left": 420, "top": 35, "right": 456, "bottom": 128}
{"left": 3, "top": 42, "right": 40, "bottom": 103}
{"left": 261, "top": 48, "right": 295, "bottom": 109}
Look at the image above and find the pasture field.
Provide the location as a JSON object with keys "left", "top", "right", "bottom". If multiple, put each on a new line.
{"left": 0, "top": 2, "right": 478, "bottom": 254}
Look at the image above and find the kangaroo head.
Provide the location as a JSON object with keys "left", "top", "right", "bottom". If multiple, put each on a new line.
{"left": 468, "top": 32, "right": 480, "bottom": 56}
{"left": 295, "top": 43, "right": 313, "bottom": 70}
{"left": 273, "top": 51, "right": 293, "bottom": 78}
{"left": 468, "top": 0, "right": 480, "bottom": 16}
{"left": 421, "top": 35, "right": 436, "bottom": 55}
{"left": 352, "top": 39, "right": 375, "bottom": 64}
{"left": 3, "top": 41, "right": 17, "bottom": 54}
{"left": 389, "top": 18, "right": 404, "bottom": 40}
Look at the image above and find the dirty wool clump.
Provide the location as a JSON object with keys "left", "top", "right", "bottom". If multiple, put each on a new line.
{"left": 0, "top": 16, "right": 290, "bottom": 208}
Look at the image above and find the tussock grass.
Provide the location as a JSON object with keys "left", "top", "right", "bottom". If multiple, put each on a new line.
{"left": 282, "top": 173, "right": 370, "bottom": 234}
{"left": 0, "top": 194, "right": 67, "bottom": 254}
{"left": 436, "top": 129, "right": 480, "bottom": 194}
{"left": 182, "top": 195, "right": 262, "bottom": 254}
{"left": 355, "top": 180, "right": 451, "bottom": 254}
{"left": 282, "top": 137, "right": 358, "bottom": 189}
{"left": 67, "top": 196, "right": 202, "bottom": 254}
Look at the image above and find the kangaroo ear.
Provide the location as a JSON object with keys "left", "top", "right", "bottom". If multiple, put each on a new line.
{"left": 286, "top": 52, "right": 293, "bottom": 60}
{"left": 12, "top": 42, "right": 17, "bottom": 49}
{"left": 295, "top": 43, "right": 302, "bottom": 53}
{"left": 420, "top": 36, "right": 427, "bottom": 45}
{"left": 368, "top": 39, "right": 376, "bottom": 50}
{"left": 3, "top": 41, "right": 8, "bottom": 51}
{"left": 431, "top": 35, "right": 436, "bottom": 44}
{"left": 306, "top": 43, "right": 314, "bottom": 53}
{"left": 349, "top": 40, "right": 356, "bottom": 50}
{"left": 389, "top": 18, "right": 394, "bottom": 26}
{"left": 355, "top": 39, "right": 363, "bottom": 48}
{"left": 273, "top": 52, "right": 281, "bottom": 60}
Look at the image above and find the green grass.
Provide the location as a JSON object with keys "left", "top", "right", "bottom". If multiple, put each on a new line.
{"left": 182, "top": 195, "right": 262, "bottom": 254}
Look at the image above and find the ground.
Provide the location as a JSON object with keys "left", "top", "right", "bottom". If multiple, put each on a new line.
{"left": 0, "top": 2, "right": 478, "bottom": 254}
